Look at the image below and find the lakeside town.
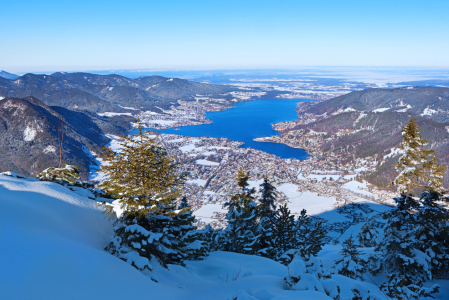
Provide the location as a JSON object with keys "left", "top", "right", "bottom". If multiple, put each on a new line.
{"left": 94, "top": 127, "right": 396, "bottom": 230}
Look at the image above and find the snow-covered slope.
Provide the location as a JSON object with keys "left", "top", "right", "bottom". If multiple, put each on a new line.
{"left": 0, "top": 174, "right": 176, "bottom": 300}
{"left": 2, "top": 174, "right": 448, "bottom": 300}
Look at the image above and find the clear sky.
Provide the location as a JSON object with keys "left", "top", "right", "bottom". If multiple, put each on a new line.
{"left": 1, "top": 0, "right": 449, "bottom": 73}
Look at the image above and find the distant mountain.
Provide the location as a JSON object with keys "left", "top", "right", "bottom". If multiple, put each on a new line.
{"left": 303, "top": 87, "right": 449, "bottom": 122}
{"left": 288, "top": 87, "right": 449, "bottom": 189}
{"left": 0, "top": 72, "right": 239, "bottom": 114}
{"left": 397, "top": 79, "right": 449, "bottom": 88}
{"left": 0, "top": 70, "right": 19, "bottom": 80}
{"left": 0, "top": 97, "right": 133, "bottom": 179}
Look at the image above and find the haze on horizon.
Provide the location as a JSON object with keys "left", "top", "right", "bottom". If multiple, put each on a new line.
{"left": 2, "top": 0, "right": 449, "bottom": 73}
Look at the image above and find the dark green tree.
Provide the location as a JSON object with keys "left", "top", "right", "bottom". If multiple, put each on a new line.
{"left": 224, "top": 167, "right": 258, "bottom": 254}
{"left": 101, "top": 122, "right": 198, "bottom": 269}
{"left": 334, "top": 235, "right": 366, "bottom": 280}
{"left": 273, "top": 203, "right": 296, "bottom": 263}
{"left": 256, "top": 176, "right": 277, "bottom": 258}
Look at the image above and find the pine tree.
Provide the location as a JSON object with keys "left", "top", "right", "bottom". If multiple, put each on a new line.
{"left": 371, "top": 194, "right": 428, "bottom": 284}
{"left": 100, "top": 121, "right": 194, "bottom": 269}
{"left": 224, "top": 167, "right": 258, "bottom": 254}
{"left": 273, "top": 203, "right": 296, "bottom": 263}
{"left": 380, "top": 274, "right": 439, "bottom": 300}
{"left": 256, "top": 176, "right": 277, "bottom": 258}
{"left": 393, "top": 117, "right": 444, "bottom": 195}
{"left": 334, "top": 235, "right": 366, "bottom": 280}
{"left": 175, "top": 196, "right": 208, "bottom": 261}
{"left": 296, "top": 209, "right": 327, "bottom": 260}
{"left": 413, "top": 191, "right": 449, "bottom": 278}
{"left": 99, "top": 122, "right": 185, "bottom": 218}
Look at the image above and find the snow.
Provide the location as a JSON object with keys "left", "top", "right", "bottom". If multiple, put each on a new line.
{"left": 421, "top": 107, "right": 438, "bottom": 116}
{"left": 186, "top": 179, "right": 207, "bottom": 187}
{"left": 146, "top": 120, "right": 178, "bottom": 125}
{"left": 195, "top": 159, "right": 219, "bottom": 166}
{"left": 278, "top": 184, "right": 338, "bottom": 216}
{"left": 23, "top": 126, "right": 38, "bottom": 141}
{"left": 342, "top": 181, "right": 376, "bottom": 198}
{"left": 372, "top": 107, "right": 389, "bottom": 112}
{"left": 43, "top": 145, "right": 57, "bottom": 153}
{"left": 97, "top": 112, "right": 133, "bottom": 117}
{"left": 0, "top": 174, "right": 175, "bottom": 300}
{"left": 0, "top": 96, "right": 4, "bottom": 100}
{"left": 193, "top": 203, "right": 226, "bottom": 223}
{"left": 248, "top": 179, "right": 264, "bottom": 190}
{"left": 384, "top": 147, "right": 405, "bottom": 160}
{"left": 166, "top": 138, "right": 185, "bottom": 143}
{"left": 2, "top": 174, "right": 448, "bottom": 300}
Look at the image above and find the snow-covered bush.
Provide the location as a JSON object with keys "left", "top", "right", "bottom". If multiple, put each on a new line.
{"left": 285, "top": 259, "right": 325, "bottom": 292}
{"left": 285, "top": 257, "right": 339, "bottom": 299}
{"left": 351, "top": 283, "right": 376, "bottom": 300}
{"left": 38, "top": 165, "right": 81, "bottom": 185}
{"left": 380, "top": 274, "right": 439, "bottom": 300}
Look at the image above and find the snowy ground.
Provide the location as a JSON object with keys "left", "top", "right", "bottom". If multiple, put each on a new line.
{"left": 2, "top": 174, "right": 448, "bottom": 300}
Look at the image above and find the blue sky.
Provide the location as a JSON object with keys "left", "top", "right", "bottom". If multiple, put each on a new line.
{"left": 1, "top": 0, "right": 449, "bottom": 72}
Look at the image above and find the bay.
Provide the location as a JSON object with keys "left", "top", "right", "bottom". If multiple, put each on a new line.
{"left": 137, "top": 98, "right": 313, "bottom": 160}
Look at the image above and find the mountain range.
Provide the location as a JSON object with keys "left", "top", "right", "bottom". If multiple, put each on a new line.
{"left": 0, "top": 72, "right": 239, "bottom": 113}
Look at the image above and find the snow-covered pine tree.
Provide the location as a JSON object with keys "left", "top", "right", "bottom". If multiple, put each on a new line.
{"left": 380, "top": 274, "right": 439, "bottom": 300}
{"left": 224, "top": 167, "right": 258, "bottom": 254}
{"left": 256, "top": 176, "right": 277, "bottom": 258}
{"left": 296, "top": 209, "right": 327, "bottom": 260}
{"left": 175, "top": 196, "right": 208, "bottom": 261}
{"left": 372, "top": 194, "right": 428, "bottom": 284}
{"left": 334, "top": 234, "right": 366, "bottom": 280}
{"left": 100, "top": 121, "right": 191, "bottom": 270}
{"left": 393, "top": 117, "right": 436, "bottom": 195}
{"left": 38, "top": 164, "right": 81, "bottom": 185}
{"left": 273, "top": 203, "right": 296, "bottom": 263}
{"left": 413, "top": 191, "right": 449, "bottom": 279}
{"left": 357, "top": 216, "right": 379, "bottom": 247}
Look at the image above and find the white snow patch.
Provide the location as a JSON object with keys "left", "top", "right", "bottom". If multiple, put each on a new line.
{"left": 193, "top": 203, "right": 226, "bottom": 223}
{"left": 195, "top": 160, "right": 219, "bottom": 166}
{"left": 43, "top": 145, "right": 57, "bottom": 153}
{"left": 372, "top": 107, "right": 389, "bottom": 112}
{"left": 278, "top": 184, "right": 338, "bottom": 216}
{"left": 23, "top": 126, "right": 37, "bottom": 141}
{"left": 186, "top": 179, "right": 207, "bottom": 187}
{"left": 98, "top": 112, "right": 133, "bottom": 117}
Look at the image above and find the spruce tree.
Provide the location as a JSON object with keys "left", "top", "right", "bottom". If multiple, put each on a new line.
{"left": 334, "top": 234, "right": 366, "bottom": 280}
{"left": 273, "top": 203, "right": 296, "bottom": 263}
{"left": 372, "top": 194, "right": 427, "bottom": 284}
{"left": 393, "top": 117, "right": 443, "bottom": 195}
{"left": 256, "top": 176, "right": 277, "bottom": 258}
{"left": 413, "top": 191, "right": 449, "bottom": 278}
{"left": 296, "top": 209, "right": 327, "bottom": 260}
{"left": 100, "top": 121, "right": 194, "bottom": 269}
{"left": 224, "top": 167, "right": 258, "bottom": 254}
{"left": 175, "top": 196, "right": 208, "bottom": 261}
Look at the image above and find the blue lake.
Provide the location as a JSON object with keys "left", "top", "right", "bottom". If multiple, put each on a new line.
{"left": 137, "top": 99, "right": 313, "bottom": 160}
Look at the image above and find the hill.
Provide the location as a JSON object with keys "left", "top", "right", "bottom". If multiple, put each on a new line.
{"left": 302, "top": 87, "right": 449, "bottom": 122}
{"left": 0, "top": 70, "right": 19, "bottom": 80}
{"left": 281, "top": 87, "right": 449, "bottom": 189}
{"left": 0, "top": 72, "right": 240, "bottom": 114}
{"left": 0, "top": 97, "right": 132, "bottom": 178}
